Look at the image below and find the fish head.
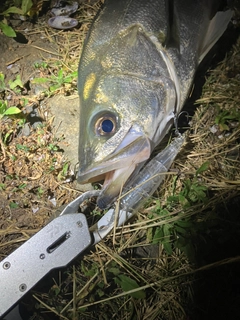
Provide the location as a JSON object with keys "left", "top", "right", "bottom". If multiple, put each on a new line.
{"left": 78, "top": 70, "right": 176, "bottom": 208}
{"left": 77, "top": 0, "right": 232, "bottom": 208}
{"left": 78, "top": 24, "right": 178, "bottom": 209}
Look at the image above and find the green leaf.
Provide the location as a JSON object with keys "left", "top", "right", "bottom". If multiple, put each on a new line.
{"left": 0, "top": 73, "right": 5, "bottom": 91}
{"left": 49, "top": 84, "right": 61, "bottom": 92}
{"left": 96, "top": 288, "right": 104, "bottom": 297}
{"left": 9, "top": 75, "right": 24, "bottom": 89}
{"left": 163, "top": 241, "right": 173, "bottom": 255}
{"left": 0, "top": 21, "right": 16, "bottom": 37}
{"left": 114, "top": 275, "right": 146, "bottom": 299}
{"left": 62, "top": 162, "right": 69, "bottom": 176}
{"left": 21, "top": 0, "right": 33, "bottom": 14}
{"left": 34, "top": 62, "right": 48, "bottom": 69}
{"left": 3, "top": 106, "right": 22, "bottom": 116}
{"left": 50, "top": 284, "right": 60, "bottom": 296}
{"left": 153, "top": 207, "right": 169, "bottom": 217}
{"left": 167, "top": 195, "right": 179, "bottom": 203}
{"left": 178, "top": 194, "right": 188, "bottom": 207}
{"left": 162, "top": 224, "right": 173, "bottom": 254}
{"left": 152, "top": 226, "right": 163, "bottom": 244}
{"left": 57, "top": 69, "right": 63, "bottom": 79}
{"left": 0, "top": 101, "right": 7, "bottom": 115}
{"left": 196, "top": 161, "right": 209, "bottom": 176}
{"left": 176, "top": 220, "right": 193, "bottom": 229}
{"left": 1, "top": 6, "right": 23, "bottom": 15}
{"left": 81, "top": 262, "right": 98, "bottom": 277}
{"left": 9, "top": 202, "right": 18, "bottom": 209}
{"left": 175, "top": 238, "right": 195, "bottom": 261}
{"left": 16, "top": 144, "right": 29, "bottom": 152}
{"left": 31, "top": 77, "right": 50, "bottom": 84}
{"left": 37, "top": 187, "right": 44, "bottom": 195}
{"left": 4, "top": 131, "right": 13, "bottom": 144}
{"left": 219, "top": 123, "right": 229, "bottom": 131}
{"left": 18, "top": 183, "right": 27, "bottom": 189}
{"left": 163, "top": 223, "right": 172, "bottom": 237}
{"left": 65, "top": 71, "right": 78, "bottom": 83}
{"left": 108, "top": 267, "right": 120, "bottom": 276}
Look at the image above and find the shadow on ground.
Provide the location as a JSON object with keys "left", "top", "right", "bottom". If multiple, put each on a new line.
{"left": 189, "top": 196, "right": 240, "bottom": 319}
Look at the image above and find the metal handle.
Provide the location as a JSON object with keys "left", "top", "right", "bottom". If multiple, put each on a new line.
{"left": 0, "top": 213, "right": 91, "bottom": 318}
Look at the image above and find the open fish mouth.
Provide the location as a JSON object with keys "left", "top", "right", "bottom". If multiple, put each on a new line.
{"left": 78, "top": 134, "right": 152, "bottom": 209}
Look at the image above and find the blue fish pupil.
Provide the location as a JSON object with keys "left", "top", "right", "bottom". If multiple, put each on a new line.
{"left": 102, "top": 119, "right": 114, "bottom": 133}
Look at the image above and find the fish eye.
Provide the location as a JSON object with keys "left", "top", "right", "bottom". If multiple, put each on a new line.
{"left": 102, "top": 119, "right": 114, "bottom": 132}
{"left": 95, "top": 114, "right": 116, "bottom": 136}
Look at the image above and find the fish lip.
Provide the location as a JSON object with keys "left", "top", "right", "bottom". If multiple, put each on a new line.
{"left": 78, "top": 132, "right": 152, "bottom": 208}
{"left": 77, "top": 156, "right": 127, "bottom": 184}
{"left": 78, "top": 126, "right": 153, "bottom": 183}
{"left": 78, "top": 135, "right": 151, "bottom": 183}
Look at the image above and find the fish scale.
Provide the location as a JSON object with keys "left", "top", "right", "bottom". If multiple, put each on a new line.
{"left": 77, "top": 0, "right": 232, "bottom": 209}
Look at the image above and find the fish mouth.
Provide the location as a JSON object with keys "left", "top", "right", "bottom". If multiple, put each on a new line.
{"left": 78, "top": 132, "right": 152, "bottom": 209}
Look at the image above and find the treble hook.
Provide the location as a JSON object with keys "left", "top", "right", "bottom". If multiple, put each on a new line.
{"left": 173, "top": 111, "right": 190, "bottom": 136}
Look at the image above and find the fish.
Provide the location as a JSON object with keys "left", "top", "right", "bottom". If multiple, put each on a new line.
{"left": 77, "top": 0, "right": 232, "bottom": 209}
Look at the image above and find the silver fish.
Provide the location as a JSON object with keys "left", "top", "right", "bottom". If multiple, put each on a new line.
{"left": 77, "top": 0, "right": 232, "bottom": 209}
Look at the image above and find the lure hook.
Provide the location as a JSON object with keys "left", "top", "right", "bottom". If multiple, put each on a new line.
{"left": 174, "top": 111, "right": 190, "bottom": 136}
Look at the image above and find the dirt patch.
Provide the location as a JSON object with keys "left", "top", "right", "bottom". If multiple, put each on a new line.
{"left": 47, "top": 94, "right": 79, "bottom": 164}
{"left": 0, "top": 2, "right": 101, "bottom": 257}
{"left": 0, "top": 22, "right": 58, "bottom": 85}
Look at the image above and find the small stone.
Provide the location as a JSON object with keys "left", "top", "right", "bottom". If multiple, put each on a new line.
{"left": 8, "top": 64, "right": 20, "bottom": 74}
{"left": 209, "top": 125, "right": 218, "bottom": 134}
{"left": 21, "top": 123, "right": 31, "bottom": 136}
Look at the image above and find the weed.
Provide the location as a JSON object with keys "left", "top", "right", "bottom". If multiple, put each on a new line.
{"left": 16, "top": 144, "right": 29, "bottom": 152}
{"left": 0, "top": 20, "right": 16, "bottom": 38}
{"left": 0, "top": 0, "right": 37, "bottom": 37}
{"left": 3, "top": 128, "right": 15, "bottom": 145}
{"left": 32, "top": 69, "right": 78, "bottom": 94}
{"left": 0, "top": 100, "right": 22, "bottom": 120}
{"left": 8, "top": 75, "right": 24, "bottom": 94}
{"left": 18, "top": 183, "right": 27, "bottom": 190}
{"left": 180, "top": 178, "right": 208, "bottom": 206}
{"left": 2, "top": 73, "right": 27, "bottom": 95}
{"left": 57, "top": 162, "right": 69, "bottom": 180}
{"left": 0, "top": 183, "right": 5, "bottom": 190}
{"left": 149, "top": 162, "right": 210, "bottom": 258}
{"left": 114, "top": 274, "right": 146, "bottom": 299}
{"left": 81, "top": 260, "right": 98, "bottom": 277}
{"left": 47, "top": 143, "right": 59, "bottom": 152}
{"left": 215, "top": 106, "right": 240, "bottom": 131}
{"left": 34, "top": 61, "right": 49, "bottom": 69}
{"left": 9, "top": 201, "right": 18, "bottom": 209}
{"left": 37, "top": 187, "right": 44, "bottom": 197}
{"left": 48, "top": 158, "right": 57, "bottom": 172}
{"left": 12, "top": 183, "right": 27, "bottom": 192}
{"left": 0, "top": 73, "right": 6, "bottom": 92}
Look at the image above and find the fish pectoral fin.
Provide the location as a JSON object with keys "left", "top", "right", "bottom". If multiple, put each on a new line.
{"left": 199, "top": 9, "right": 233, "bottom": 63}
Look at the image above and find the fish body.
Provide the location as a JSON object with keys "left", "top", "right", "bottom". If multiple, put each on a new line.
{"left": 77, "top": 0, "right": 232, "bottom": 208}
